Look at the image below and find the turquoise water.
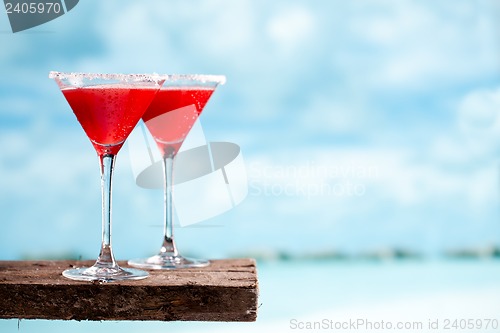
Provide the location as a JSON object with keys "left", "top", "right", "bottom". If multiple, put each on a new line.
{"left": 1, "top": 260, "right": 500, "bottom": 332}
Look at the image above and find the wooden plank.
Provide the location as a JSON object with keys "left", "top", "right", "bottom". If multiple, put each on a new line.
{"left": 0, "top": 259, "right": 258, "bottom": 322}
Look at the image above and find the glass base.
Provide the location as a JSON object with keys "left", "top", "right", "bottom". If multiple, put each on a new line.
{"left": 62, "top": 264, "right": 149, "bottom": 282}
{"left": 128, "top": 254, "right": 210, "bottom": 270}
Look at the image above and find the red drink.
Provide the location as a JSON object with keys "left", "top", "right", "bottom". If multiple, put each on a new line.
{"left": 142, "top": 87, "right": 215, "bottom": 155}
{"left": 50, "top": 71, "right": 164, "bottom": 282}
{"left": 126, "top": 75, "right": 225, "bottom": 270}
{"left": 62, "top": 85, "right": 159, "bottom": 155}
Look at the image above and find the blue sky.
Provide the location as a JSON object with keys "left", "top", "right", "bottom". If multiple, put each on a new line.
{"left": 0, "top": 0, "right": 499, "bottom": 260}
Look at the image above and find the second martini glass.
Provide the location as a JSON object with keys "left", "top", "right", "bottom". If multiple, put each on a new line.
{"left": 128, "top": 74, "right": 226, "bottom": 269}
{"left": 50, "top": 71, "right": 164, "bottom": 281}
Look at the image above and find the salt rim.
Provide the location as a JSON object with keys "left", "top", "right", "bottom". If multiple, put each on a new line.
{"left": 49, "top": 72, "right": 226, "bottom": 85}
{"left": 167, "top": 74, "right": 226, "bottom": 85}
{"left": 48, "top": 71, "right": 166, "bottom": 82}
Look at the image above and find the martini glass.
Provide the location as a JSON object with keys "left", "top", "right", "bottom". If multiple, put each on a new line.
{"left": 49, "top": 71, "right": 165, "bottom": 281}
{"left": 128, "top": 74, "right": 226, "bottom": 269}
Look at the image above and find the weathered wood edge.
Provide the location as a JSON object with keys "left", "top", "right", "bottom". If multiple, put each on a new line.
{"left": 0, "top": 259, "right": 259, "bottom": 322}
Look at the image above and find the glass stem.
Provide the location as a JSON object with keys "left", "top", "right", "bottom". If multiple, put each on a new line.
{"left": 161, "top": 152, "right": 178, "bottom": 256}
{"left": 95, "top": 153, "right": 117, "bottom": 268}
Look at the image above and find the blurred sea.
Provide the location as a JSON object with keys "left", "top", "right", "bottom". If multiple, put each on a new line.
{"left": 1, "top": 259, "right": 500, "bottom": 333}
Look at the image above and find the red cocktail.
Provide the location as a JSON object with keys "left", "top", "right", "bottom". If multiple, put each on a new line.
{"left": 50, "top": 72, "right": 164, "bottom": 281}
{"left": 128, "top": 75, "right": 225, "bottom": 269}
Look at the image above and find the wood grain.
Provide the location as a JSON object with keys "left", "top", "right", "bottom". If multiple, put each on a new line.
{"left": 0, "top": 259, "right": 258, "bottom": 321}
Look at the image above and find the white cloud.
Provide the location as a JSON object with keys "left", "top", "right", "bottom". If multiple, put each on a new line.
{"left": 189, "top": 0, "right": 257, "bottom": 58}
{"left": 246, "top": 144, "right": 497, "bottom": 211}
{"left": 0, "top": 128, "right": 94, "bottom": 200}
{"left": 267, "top": 6, "right": 316, "bottom": 52}
{"left": 345, "top": 0, "right": 500, "bottom": 90}
{"left": 349, "top": 1, "right": 435, "bottom": 46}
{"left": 431, "top": 86, "right": 500, "bottom": 165}
{"left": 295, "top": 90, "right": 383, "bottom": 136}
{"left": 81, "top": 2, "right": 175, "bottom": 72}
{"left": 459, "top": 87, "right": 500, "bottom": 131}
